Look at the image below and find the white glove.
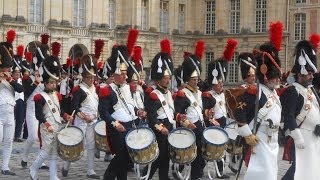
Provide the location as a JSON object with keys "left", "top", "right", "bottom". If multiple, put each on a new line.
{"left": 290, "top": 129, "right": 305, "bottom": 149}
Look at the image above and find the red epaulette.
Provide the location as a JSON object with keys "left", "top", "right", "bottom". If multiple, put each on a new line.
{"left": 56, "top": 92, "right": 62, "bottom": 101}
{"left": 277, "top": 86, "right": 288, "bottom": 96}
{"left": 176, "top": 90, "right": 186, "bottom": 97}
{"left": 71, "top": 85, "right": 80, "bottom": 94}
{"left": 247, "top": 85, "right": 257, "bottom": 95}
{"left": 150, "top": 92, "right": 159, "bottom": 101}
{"left": 202, "top": 91, "right": 212, "bottom": 98}
{"left": 34, "top": 94, "right": 42, "bottom": 102}
{"left": 145, "top": 86, "right": 154, "bottom": 94}
{"left": 99, "top": 85, "right": 111, "bottom": 98}
{"left": 22, "top": 75, "right": 29, "bottom": 82}
{"left": 172, "top": 92, "right": 177, "bottom": 100}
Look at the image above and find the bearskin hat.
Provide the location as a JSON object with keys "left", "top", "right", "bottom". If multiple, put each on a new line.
{"left": 181, "top": 40, "right": 204, "bottom": 82}
{"left": 0, "top": 30, "right": 16, "bottom": 68}
{"left": 39, "top": 42, "right": 61, "bottom": 82}
{"left": 291, "top": 40, "right": 317, "bottom": 75}
{"left": 150, "top": 39, "right": 173, "bottom": 81}
{"left": 238, "top": 52, "right": 256, "bottom": 80}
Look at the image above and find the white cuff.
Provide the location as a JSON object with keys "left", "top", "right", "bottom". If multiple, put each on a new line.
{"left": 290, "top": 129, "right": 304, "bottom": 145}
{"left": 237, "top": 124, "right": 252, "bottom": 137}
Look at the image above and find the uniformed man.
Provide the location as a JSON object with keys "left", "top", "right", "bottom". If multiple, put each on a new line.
{"left": 99, "top": 43, "right": 146, "bottom": 180}
{"left": 29, "top": 42, "right": 73, "bottom": 180}
{"left": 174, "top": 40, "right": 206, "bottom": 180}
{"left": 281, "top": 39, "right": 320, "bottom": 180}
{"left": 62, "top": 39, "right": 104, "bottom": 179}
{"left": 21, "top": 33, "right": 50, "bottom": 169}
{"left": 0, "top": 29, "right": 24, "bottom": 176}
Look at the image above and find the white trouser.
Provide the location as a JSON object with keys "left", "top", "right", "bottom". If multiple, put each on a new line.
{"left": 0, "top": 104, "right": 15, "bottom": 171}
{"left": 63, "top": 117, "right": 96, "bottom": 175}
{"left": 30, "top": 123, "right": 61, "bottom": 180}
{"left": 22, "top": 105, "right": 40, "bottom": 162}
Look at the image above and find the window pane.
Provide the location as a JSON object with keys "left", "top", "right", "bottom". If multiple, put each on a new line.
{"left": 227, "top": 52, "right": 239, "bottom": 83}
{"left": 205, "top": 1, "right": 215, "bottom": 35}
{"left": 109, "top": 0, "right": 116, "bottom": 29}
{"left": 229, "top": 0, "right": 240, "bottom": 34}
{"left": 205, "top": 52, "right": 214, "bottom": 78}
{"left": 255, "top": 0, "right": 267, "bottom": 32}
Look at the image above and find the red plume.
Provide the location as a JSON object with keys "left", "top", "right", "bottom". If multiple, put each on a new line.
{"left": 66, "top": 58, "right": 73, "bottom": 68}
{"left": 183, "top": 52, "right": 192, "bottom": 59}
{"left": 309, "top": 34, "right": 320, "bottom": 52}
{"left": 25, "top": 52, "right": 33, "bottom": 63}
{"left": 194, "top": 40, "right": 205, "bottom": 60}
{"left": 94, "top": 39, "right": 105, "bottom": 59}
{"left": 41, "top": 34, "right": 50, "bottom": 45}
{"left": 127, "top": 29, "right": 139, "bottom": 56}
{"left": 269, "top": 21, "right": 283, "bottom": 52}
{"left": 223, "top": 39, "right": 238, "bottom": 61}
{"left": 160, "top": 39, "right": 171, "bottom": 55}
{"left": 6, "top": 30, "right": 16, "bottom": 44}
{"left": 51, "top": 42, "right": 61, "bottom": 57}
{"left": 132, "top": 46, "right": 142, "bottom": 69}
{"left": 97, "top": 61, "right": 104, "bottom": 69}
{"left": 16, "top": 45, "right": 24, "bottom": 58}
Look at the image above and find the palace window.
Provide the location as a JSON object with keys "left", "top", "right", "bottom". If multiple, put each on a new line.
{"left": 205, "top": 1, "right": 216, "bottom": 35}
{"left": 229, "top": 0, "right": 240, "bottom": 34}
{"left": 178, "top": 4, "right": 186, "bottom": 33}
{"left": 205, "top": 52, "right": 215, "bottom": 78}
{"left": 160, "top": 1, "right": 169, "bottom": 33}
{"left": 294, "top": 13, "right": 306, "bottom": 41}
{"left": 255, "top": 0, "right": 267, "bottom": 33}
{"left": 109, "top": 0, "right": 116, "bottom": 29}
{"left": 296, "top": 0, "right": 306, "bottom": 4}
{"left": 73, "top": 0, "right": 85, "bottom": 27}
{"left": 227, "top": 52, "right": 239, "bottom": 83}
{"left": 141, "top": 0, "right": 148, "bottom": 30}
{"left": 29, "top": 0, "right": 43, "bottom": 23}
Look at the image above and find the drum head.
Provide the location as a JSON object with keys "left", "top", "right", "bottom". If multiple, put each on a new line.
{"left": 126, "top": 127, "right": 154, "bottom": 150}
{"left": 203, "top": 127, "right": 228, "bottom": 145}
{"left": 58, "top": 126, "right": 84, "bottom": 145}
{"left": 168, "top": 128, "right": 195, "bottom": 149}
{"left": 94, "top": 120, "right": 106, "bottom": 136}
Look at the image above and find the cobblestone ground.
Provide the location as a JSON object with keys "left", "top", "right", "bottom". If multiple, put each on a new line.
{"left": 0, "top": 141, "right": 290, "bottom": 180}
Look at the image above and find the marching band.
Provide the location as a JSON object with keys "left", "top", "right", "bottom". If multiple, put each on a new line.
{"left": 1, "top": 20, "right": 320, "bottom": 180}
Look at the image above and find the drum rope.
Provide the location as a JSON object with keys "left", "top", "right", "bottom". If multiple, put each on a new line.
{"left": 174, "top": 163, "right": 191, "bottom": 180}
{"left": 134, "top": 163, "right": 151, "bottom": 180}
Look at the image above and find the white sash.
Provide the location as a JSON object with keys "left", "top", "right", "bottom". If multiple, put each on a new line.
{"left": 153, "top": 89, "right": 175, "bottom": 125}
{"left": 1, "top": 79, "right": 14, "bottom": 95}
{"left": 40, "top": 92, "right": 61, "bottom": 123}
{"left": 293, "top": 83, "right": 313, "bottom": 123}
{"left": 79, "top": 83, "right": 98, "bottom": 113}
{"left": 182, "top": 88, "right": 204, "bottom": 122}
{"left": 110, "top": 84, "right": 136, "bottom": 119}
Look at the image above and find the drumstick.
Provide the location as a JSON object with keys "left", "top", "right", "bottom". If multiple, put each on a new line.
{"left": 65, "top": 110, "right": 75, "bottom": 129}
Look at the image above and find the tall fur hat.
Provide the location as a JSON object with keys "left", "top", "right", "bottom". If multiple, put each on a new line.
{"left": 39, "top": 42, "right": 61, "bottom": 82}
{"left": 291, "top": 40, "right": 317, "bottom": 75}
{"left": 150, "top": 39, "right": 173, "bottom": 81}
{"left": 0, "top": 30, "right": 16, "bottom": 68}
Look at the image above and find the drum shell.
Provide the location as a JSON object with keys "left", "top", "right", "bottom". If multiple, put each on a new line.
{"left": 126, "top": 127, "right": 159, "bottom": 165}
{"left": 202, "top": 126, "right": 228, "bottom": 161}
{"left": 57, "top": 126, "right": 84, "bottom": 162}
{"left": 94, "top": 121, "right": 110, "bottom": 153}
{"left": 168, "top": 127, "right": 197, "bottom": 165}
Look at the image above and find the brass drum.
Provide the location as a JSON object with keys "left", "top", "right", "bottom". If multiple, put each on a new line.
{"left": 168, "top": 127, "right": 197, "bottom": 165}
{"left": 125, "top": 127, "right": 159, "bottom": 165}
{"left": 94, "top": 120, "right": 110, "bottom": 152}
{"left": 57, "top": 126, "right": 84, "bottom": 162}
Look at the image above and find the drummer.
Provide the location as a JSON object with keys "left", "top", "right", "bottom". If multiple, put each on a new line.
{"left": 174, "top": 40, "right": 206, "bottom": 180}
{"left": 61, "top": 40, "right": 104, "bottom": 179}
{"left": 99, "top": 43, "right": 147, "bottom": 180}
{"left": 29, "top": 42, "right": 73, "bottom": 180}
{"left": 202, "top": 39, "right": 238, "bottom": 179}
{"left": 142, "top": 39, "right": 179, "bottom": 180}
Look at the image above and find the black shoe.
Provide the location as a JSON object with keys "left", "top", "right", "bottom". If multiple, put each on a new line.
{"left": 216, "top": 174, "right": 230, "bottom": 179}
{"left": 21, "top": 160, "right": 27, "bottom": 168}
{"left": 61, "top": 167, "right": 68, "bottom": 177}
{"left": 39, "top": 165, "right": 49, "bottom": 170}
{"left": 87, "top": 174, "right": 100, "bottom": 179}
{"left": 95, "top": 151, "right": 100, "bottom": 159}
{"left": 228, "top": 164, "right": 238, "bottom": 174}
{"left": 14, "top": 137, "right": 24, "bottom": 142}
{"left": 1, "top": 170, "right": 16, "bottom": 176}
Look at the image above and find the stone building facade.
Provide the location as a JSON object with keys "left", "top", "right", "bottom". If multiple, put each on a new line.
{"left": 0, "top": 0, "right": 319, "bottom": 84}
